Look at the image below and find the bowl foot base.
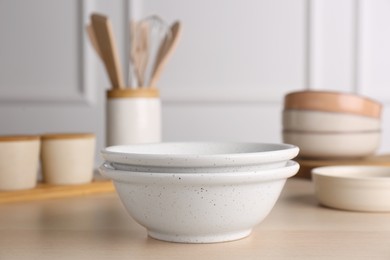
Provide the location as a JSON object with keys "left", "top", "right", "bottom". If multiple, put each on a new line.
{"left": 147, "top": 229, "right": 252, "bottom": 244}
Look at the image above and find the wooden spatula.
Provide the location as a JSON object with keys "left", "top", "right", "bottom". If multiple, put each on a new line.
{"left": 149, "top": 21, "right": 182, "bottom": 88}
{"left": 131, "top": 22, "right": 150, "bottom": 87}
{"left": 86, "top": 24, "right": 103, "bottom": 60}
{"left": 91, "top": 13, "right": 125, "bottom": 89}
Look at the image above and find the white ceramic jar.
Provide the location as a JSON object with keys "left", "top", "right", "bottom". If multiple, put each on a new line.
{"left": 0, "top": 135, "right": 40, "bottom": 190}
{"left": 106, "top": 88, "right": 161, "bottom": 146}
{"left": 41, "top": 133, "right": 95, "bottom": 185}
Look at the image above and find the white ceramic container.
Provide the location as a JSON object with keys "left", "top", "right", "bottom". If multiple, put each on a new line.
{"left": 106, "top": 88, "right": 161, "bottom": 146}
{"left": 41, "top": 133, "right": 95, "bottom": 185}
{"left": 283, "top": 110, "right": 381, "bottom": 132}
{"left": 99, "top": 160, "right": 299, "bottom": 243}
{"left": 283, "top": 131, "right": 380, "bottom": 158}
{"left": 0, "top": 135, "right": 40, "bottom": 190}
{"left": 312, "top": 166, "right": 390, "bottom": 212}
{"left": 101, "top": 142, "right": 299, "bottom": 170}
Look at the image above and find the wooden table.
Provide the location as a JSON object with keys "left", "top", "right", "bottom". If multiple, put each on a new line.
{"left": 0, "top": 179, "right": 389, "bottom": 259}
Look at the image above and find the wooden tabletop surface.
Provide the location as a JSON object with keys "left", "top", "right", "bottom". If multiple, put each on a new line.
{"left": 0, "top": 179, "right": 389, "bottom": 259}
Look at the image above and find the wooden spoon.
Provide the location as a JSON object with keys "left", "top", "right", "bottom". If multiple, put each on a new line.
{"left": 149, "top": 21, "right": 182, "bottom": 88}
{"left": 91, "top": 13, "right": 125, "bottom": 89}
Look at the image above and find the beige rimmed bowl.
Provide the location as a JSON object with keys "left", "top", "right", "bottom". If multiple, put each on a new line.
{"left": 282, "top": 90, "right": 382, "bottom": 158}
{"left": 312, "top": 165, "right": 390, "bottom": 212}
{"left": 284, "top": 90, "right": 382, "bottom": 118}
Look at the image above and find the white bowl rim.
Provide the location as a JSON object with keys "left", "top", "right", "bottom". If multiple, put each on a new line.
{"left": 101, "top": 142, "right": 299, "bottom": 167}
{"left": 99, "top": 160, "right": 300, "bottom": 184}
{"left": 312, "top": 165, "right": 390, "bottom": 181}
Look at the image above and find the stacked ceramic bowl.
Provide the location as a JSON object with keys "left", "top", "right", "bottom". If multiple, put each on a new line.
{"left": 100, "top": 142, "right": 299, "bottom": 243}
{"left": 282, "top": 91, "right": 382, "bottom": 158}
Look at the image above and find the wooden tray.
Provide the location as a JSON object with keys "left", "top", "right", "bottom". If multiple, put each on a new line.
{"left": 295, "top": 154, "right": 390, "bottom": 179}
{"left": 0, "top": 178, "right": 115, "bottom": 204}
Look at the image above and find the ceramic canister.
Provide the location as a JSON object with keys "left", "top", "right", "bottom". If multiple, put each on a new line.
{"left": 41, "top": 133, "right": 95, "bottom": 185}
{"left": 106, "top": 88, "right": 161, "bottom": 146}
{"left": 0, "top": 135, "right": 40, "bottom": 190}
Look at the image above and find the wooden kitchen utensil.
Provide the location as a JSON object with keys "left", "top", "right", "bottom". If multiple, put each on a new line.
{"left": 91, "top": 13, "right": 125, "bottom": 89}
{"left": 128, "top": 20, "right": 138, "bottom": 87}
{"left": 86, "top": 24, "right": 103, "bottom": 60}
{"left": 149, "top": 21, "right": 182, "bottom": 87}
{"left": 131, "top": 15, "right": 170, "bottom": 87}
{"left": 132, "top": 22, "right": 150, "bottom": 87}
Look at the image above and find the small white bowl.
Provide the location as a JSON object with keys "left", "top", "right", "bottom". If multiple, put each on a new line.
{"left": 283, "top": 110, "right": 381, "bottom": 132}
{"left": 101, "top": 142, "right": 299, "bottom": 169}
{"left": 312, "top": 166, "right": 390, "bottom": 212}
{"left": 99, "top": 161, "right": 300, "bottom": 243}
{"left": 283, "top": 131, "right": 380, "bottom": 158}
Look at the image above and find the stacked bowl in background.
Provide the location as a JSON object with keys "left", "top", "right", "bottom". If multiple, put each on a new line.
{"left": 282, "top": 91, "right": 382, "bottom": 158}
{"left": 100, "top": 142, "right": 299, "bottom": 243}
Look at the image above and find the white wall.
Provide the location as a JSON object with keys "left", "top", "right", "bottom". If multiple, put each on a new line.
{"left": 0, "top": 0, "right": 127, "bottom": 165}
{"left": 143, "top": 0, "right": 390, "bottom": 153}
{"left": 149, "top": 0, "right": 306, "bottom": 145}
{"left": 1, "top": 0, "right": 390, "bottom": 165}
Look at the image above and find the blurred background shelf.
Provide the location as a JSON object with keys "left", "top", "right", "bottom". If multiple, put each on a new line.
{"left": 296, "top": 154, "right": 390, "bottom": 179}
{"left": 0, "top": 177, "right": 114, "bottom": 204}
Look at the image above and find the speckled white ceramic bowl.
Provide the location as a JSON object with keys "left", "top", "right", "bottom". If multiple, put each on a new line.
{"left": 99, "top": 160, "right": 299, "bottom": 243}
{"left": 312, "top": 166, "right": 390, "bottom": 212}
{"left": 101, "top": 142, "right": 299, "bottom": 172}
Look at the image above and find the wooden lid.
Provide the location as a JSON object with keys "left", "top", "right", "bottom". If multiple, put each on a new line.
{"left": 284, "top": 91, "right": 382, "bottom": 118}
{"left": 0, "top": 135, "right": 40, "bottom": 142}
{"left": 107, "top": 88, "right": 159, "bottom": 98}
{"left": 41, "top": 133, "right": 95, "bottom": 140}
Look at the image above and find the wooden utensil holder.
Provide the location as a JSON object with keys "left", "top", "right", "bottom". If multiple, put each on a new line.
{"left": 106, "top": 88, "right": 161, "bottom": 146}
